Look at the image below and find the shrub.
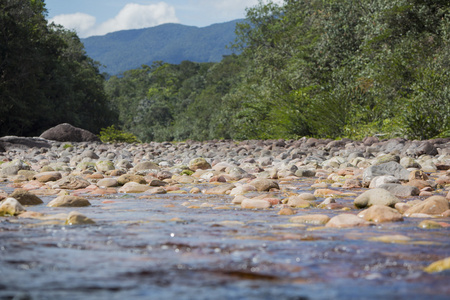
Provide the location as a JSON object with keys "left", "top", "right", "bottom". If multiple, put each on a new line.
{"left": 99, "top": 126, "right": 141, "bottom": 143}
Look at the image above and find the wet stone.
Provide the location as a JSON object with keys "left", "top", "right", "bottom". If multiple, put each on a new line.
{"left": 48, "top": 195, "right": 91, "bottom": 207}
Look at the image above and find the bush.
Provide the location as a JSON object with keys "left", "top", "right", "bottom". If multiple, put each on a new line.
{"left": 99, "top": 126, "right": 141, "bottom": 143}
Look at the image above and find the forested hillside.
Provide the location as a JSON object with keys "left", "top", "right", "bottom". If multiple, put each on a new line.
{"left": 0, "top": 0, "right": 116, "bottom": 136}
{"left": 1, "top": 0, "right": 449, "bottom": 141}
{"left": 106, "top": 0, "right": 450, "bottom": 142}
{"left": 82, "top": 20, "right": 240, "bottom": 75}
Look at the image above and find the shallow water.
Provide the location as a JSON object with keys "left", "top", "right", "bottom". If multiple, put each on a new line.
{"left": 0, "top": 182, "right": 449, "bottom": 300}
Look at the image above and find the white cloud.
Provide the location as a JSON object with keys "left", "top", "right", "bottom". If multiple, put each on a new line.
{"left": 49, "top": 2, "right": 179, "bottom": 38}
{"left": 49, "top": 12, "right": 96, "bottom": 34}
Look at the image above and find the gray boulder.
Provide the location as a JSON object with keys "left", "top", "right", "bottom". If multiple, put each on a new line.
{"left": 363, "top": 161, "right": 410, "bottom": 186}
{"left": 40, "top": 123, "right": 100, "bottom": 142}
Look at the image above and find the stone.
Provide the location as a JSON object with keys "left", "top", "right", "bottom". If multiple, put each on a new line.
{"left": 409, "top": 170, "right": 429, "bottom": 181}
{"left": 287, "top": 196, "right": 312, "bottom": 208}
{"left": 343, "top": 179, "right": 362, "bottom": 189}
{"left": 53, "top": 176, "right": 90, "bottom": 190}
{"left": 400, "top": 157, "right": 421, "bottom": 169}
{"left": 357, "top": 205, "right": 403, "bottom": 223}
{"left": 96, "top": 161, "right": 115, "bottom": 173}
{"left": 134, "top": 161, "right": 160, "bottom": 171}
{"left": 363, "top": 162, "right": 410, "bottom": 185}
{"left": 418, "top": 220, "right": 443, "bottom": 229}
{"left": 369, "top": 235, "right": 411, "bottom": 243}
{"left": 204, "top": 183, "right": 235, "bottom": 195}
{"left": 290, "top": 214, "right": 330, "bottom": 225}
{"left": 117, "top": 174, "right": 147, "bottom": 185}
{"left": 378, "top": 183, "right": 419, "bottom": 197}
{"left": 395, "top": 203, "right": 411, "bottom": 214}
{"left": 369, "top": 175, "right": 400, "bottom": 189}
{"left": 189, "top": 157, "right": 211, "bottom": 171}
{"left": 65, "top": 211, "right": 95, "bottom": 225}
{"left": 250, "top": 178, "right": 280, "bottom": 192}
{"left": 405, "top": 179, "right": 432, "bottom": 190}
{"left": 314, "top": 189, "right": 342, "bottom": 198}
{"left": 0, "top": 198, "right": 26, "bottom": 216}
{"left": 404, "top": 196, "right": 449, "bottom": 216}
{"left": 374, "top": 154, "right": 400, "bottom": 165}
{"left": 424, "top": 257, "right": 450, "bottom": 273}
{"left": 1, "top": 159, "right": 30, "bottom": 176}
{"left": 278, "top": 206, "right": 295, "bottom": 215}
{"left": 40, "top": 123, "right": 100, "bottom": 142}
{"left": 9, "top": 189, "right": 43, "bottom": 205}
{"left": 48, "top": 195, "right": 91, "bottom": 207}
{"left": 97, "top": 178, "right": 118, "bottom": 187}
{"left": 325, "top": 214, "right": 369, "bottom": 228}
{"left": 241, "top": 198, "right": 271, "bottom": 209}
{"left": 354, "top": 188, "right": 400, "bottom": 208}
{"left": 295, "top": 169, "right": 316, "bottom": 177}
{"left": 34, "top": 171, "right": 62, "bottom": 182}
{"left": 118, "top": 182, "right": 151, "bottom": 193}
{"left": 297, "top": 193, "right": 317, "bottom": 201}
{"left": 144, "top": 187, "right": 167, "bottom": 194}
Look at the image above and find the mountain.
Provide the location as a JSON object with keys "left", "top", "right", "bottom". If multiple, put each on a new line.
{"left": 81, "top": 19, "right": 242, "bottom": 75}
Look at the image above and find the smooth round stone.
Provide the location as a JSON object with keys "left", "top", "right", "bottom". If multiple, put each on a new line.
{"left": 298, "top": 193, "right": 316, "bottom": 201}
{"left": 249, "top": 178, "right": 279, "bottom": 192}
{"left": 357, "top": 205, "right": 403, "bottom": 223}
{"left": 65, "top": 211, "right": 95, "bottom": 225}
{"left": 118, "top": 182, "right": 151, "bottom": 193}
{"left": 278, "top": 206, "right": 295, "bottom": 215}
{"left": 241, "top": 198, "right": 271, "bottom": 209}
{"left": 404, "top": 196, "right": 449, "bottom": 216}
{"left": 97, "top": 178, "right": 118, "bottom": 187}
{"left": 0, "top": 198, "right": 26, "bottom": 216}
{"left": 287, "top": 196, "right": 312, "bottom": 208}
{"left": 189, "top": 187, "right": 201, "bottom": 194}
{"left": 290, "top": 214, "right": 330, "bottom": 225}
{"left": 117, "top": 174, "right": 147, "bottom": 185}
{"left": 204, "top": 183, "right": 235, "bottom": 195}
{"left": 418, "top": 220, "right": 443, "bottom": 229}
{"left": 424, "top": 257, "right": 450, "bottom": 273}
{"left": 354, "top": 188, "right": 400, "bottom": 208}
{"left": 325, "top": 214, "right": 369, "bottom": 228}
{"left": 369, "top": 235, "right": 411, "bottom": 243}
{"left": 9, "top": 189, "right": 43, "bottom": 205}
{"left": 48, "top": 195, "right": 91, "bottom": 207}
{"left": 314, "top": 189, "right": 343, "bottom": 198}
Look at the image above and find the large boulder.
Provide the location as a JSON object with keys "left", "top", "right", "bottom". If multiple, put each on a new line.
{"left": 362, "top": 162, "right": 410, "bottom": 186}
{"left": 0, "top": 136, "right": 51, "bottom": 151}
{"left": 354, "top": 188, "right": 400, "bottom": 208}
{"left": 40, "top": 123, "right": 100, "bottom": 142}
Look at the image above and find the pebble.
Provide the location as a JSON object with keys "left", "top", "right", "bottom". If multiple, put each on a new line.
{"left": 48, "top": 195, "right": 91, "bottom": 207}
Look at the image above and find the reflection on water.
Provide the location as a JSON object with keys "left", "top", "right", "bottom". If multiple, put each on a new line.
{"left": 0, "top": 184, "right": 449, "bottom": 300}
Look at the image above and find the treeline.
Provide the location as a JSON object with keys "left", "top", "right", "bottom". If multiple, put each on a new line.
{"left": 107, "top": 0, "right": 450, "bottom": 141}
{"left": 0, "top": 0, "right": 116, "bottom": 136}
{"left": 2, "top": 0, "right": 449, "bottom": 141}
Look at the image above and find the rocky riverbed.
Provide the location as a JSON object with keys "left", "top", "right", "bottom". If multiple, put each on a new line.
{"left": 0, "top": 135, "right": 449, "bottom": 299}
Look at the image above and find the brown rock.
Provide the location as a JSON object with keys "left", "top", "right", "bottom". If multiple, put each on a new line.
{"left": 278, "top": 206, "right": 295, "bottom": 215}
{"left": 314, "top": 189, "right": 343, "bottom": 198}
{"left": 290, "top": 214, "right": 330, "bottom": 225}
{"left": 250, "top": 178, "right": 280, "bottom": 192}
{"left": 358, "top": 205, "right": 403, "bottom": 223}
{"left": 117, "top": 174, "right": 147, "bottom": 185}
{"left": 40, "top": 123, "right": 100, "bottom": 142}
{"left": 54, "top": 176, "right": 90, "bottom": 190}
{"left": 343, "top": 179, "right": 362, "bottom": 189}
{"left": 204, "top": 183, "right": 235, "bottom": 195}
{"left": 409, "top": 170, "right": 429, "bottom": 181}
{"left": 9, "top": 189, "right": 43, "bottom": 205}
{"left": 326, "top": 214, "right": 369, "bottom": 228}
{"left": 47, "top": 195, "right": 91, "bottom": 207}
{"left": 405, "top": 179, "right": 432, "bottom": 190}
{"left": 65, "top": 211, "right": 95, "bottom": 225}
{"left": 404, "top": 196, "right": 449, "bottom": 216}
{"left": 241, "top": 198, "right": 271, "bottom": 209}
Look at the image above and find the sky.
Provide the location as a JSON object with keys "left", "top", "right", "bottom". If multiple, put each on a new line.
{"left": 46, "top": 0, "right": 284, "bottom": 38}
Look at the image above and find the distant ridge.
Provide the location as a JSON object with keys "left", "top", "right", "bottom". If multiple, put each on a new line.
{"left": 81, "top": 19, "right": 242, "bottom": 75}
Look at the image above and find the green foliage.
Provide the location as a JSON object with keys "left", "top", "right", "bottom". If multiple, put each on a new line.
{"left": 0, "top": 0, "right": 116, "bottom": 136}
{"left": 63, "top": 144, "right": 73, "bottom": 149}
{"left": 105, "top": 0, "right": 449, "bottom": 141}
{"left": 99, "top": 126, "right": 140, "bottom": 143}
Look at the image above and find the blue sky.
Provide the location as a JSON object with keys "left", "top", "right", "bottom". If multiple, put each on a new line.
{"left": 45, "top": 0, "right": 283, "bottom": 38}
